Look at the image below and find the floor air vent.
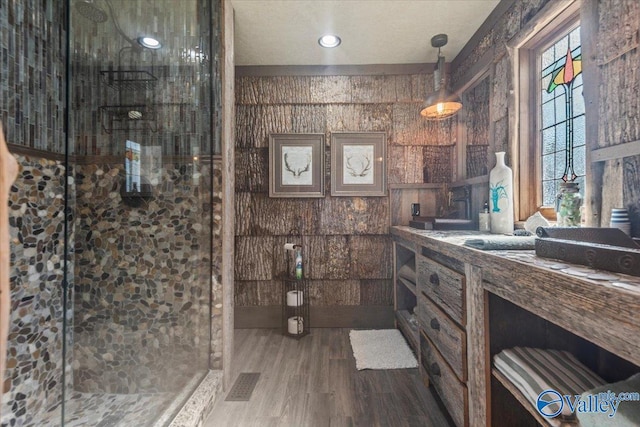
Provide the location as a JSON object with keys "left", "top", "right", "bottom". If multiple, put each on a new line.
{"left": 225, "top": 372, "right": 260, "bottom": 401}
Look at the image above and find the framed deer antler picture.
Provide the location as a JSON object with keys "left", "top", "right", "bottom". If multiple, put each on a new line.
{"left": 331, "top": 132, "right": 386, "bottom": 196}
{"left": 269, "top": 133, "right": 325, "bottom": 198}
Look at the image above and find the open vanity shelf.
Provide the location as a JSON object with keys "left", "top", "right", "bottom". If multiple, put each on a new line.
{"left": 394, "top": 233, "right": 469, "bottom": 427}
{"left": 392, "top": 226, "right": 640, "bottom": 427}
{"left": 395, "top": 306, "right": 418, "bottom": 354}
{"left": 394, "top": 241, "right": 419, "bottom": 353}
{"left": 491, "top": 368, "right": 551, "bottom": 426}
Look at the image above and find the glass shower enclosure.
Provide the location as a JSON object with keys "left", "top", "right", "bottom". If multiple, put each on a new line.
{"left": 66, "top": 0, "right": 220, "bottom": 424}
{"left": 2, "top": 0, "right": 221, "bottom": 424}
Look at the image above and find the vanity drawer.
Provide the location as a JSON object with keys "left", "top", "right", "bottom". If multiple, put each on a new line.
{"left": 417, "top": 292, "right": 467, "bottom": 382}
{"left": 420, "top": 331, "right": 468, "bottom": 427}
{"left": 417, "top": 254, "right": 465, "bottom": 325}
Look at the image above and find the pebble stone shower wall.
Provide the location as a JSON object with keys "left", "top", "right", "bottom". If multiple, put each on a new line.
{"left": 1, "top": 0, "right": 71, "bottom": 424}
{"left": 4, "top": 155, "right": 73, "bottom": 426}
{"left": 3, "top": 155, "right": 222, "bottom": 424}
{"left": 72, "top": 160, "right": 218, "bottom": 394}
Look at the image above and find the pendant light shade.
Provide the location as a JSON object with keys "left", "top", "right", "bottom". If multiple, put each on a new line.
{"left": 420, "top": 34, "right": 462, "bottom": 120}
{"left": 420, "top": 91, "right": 462, "bottom": 120}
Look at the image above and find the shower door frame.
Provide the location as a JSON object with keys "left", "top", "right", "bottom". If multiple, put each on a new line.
{"left": 62, "top": 0, "right": 225, "bottom": 424}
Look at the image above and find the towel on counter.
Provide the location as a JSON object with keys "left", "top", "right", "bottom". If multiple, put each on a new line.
{"left": 464, "top": 235, "right": 536, "bottom": 250}
{"left": 577, "top": 373, "right": 640, "bottom": 427}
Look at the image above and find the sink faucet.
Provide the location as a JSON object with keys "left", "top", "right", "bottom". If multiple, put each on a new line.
{"left": 451, "top": 185, "right": 471, "bottom": 220}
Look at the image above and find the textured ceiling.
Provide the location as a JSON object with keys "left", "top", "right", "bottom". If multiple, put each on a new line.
{"left": 231, "top": 0, "right": 501, "bottom": 66}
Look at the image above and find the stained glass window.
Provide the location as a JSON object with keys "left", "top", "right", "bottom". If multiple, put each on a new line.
{"left": 540, "top": 26, "right": 584, "bottom": 206}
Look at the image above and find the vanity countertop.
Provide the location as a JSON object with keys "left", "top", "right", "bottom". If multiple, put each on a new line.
{"left": 391, "top": 225, "right": 640, "bottom": 366}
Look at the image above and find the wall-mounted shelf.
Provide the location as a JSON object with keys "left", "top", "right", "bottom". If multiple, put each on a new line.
{"left": 591, "top": 139, "right": 640, "bottom": 162}
{"left": 389, "top": 183, "right": 445, "bottom": 190}
{"left": 451, "top": 175, "right": 489, "bottom": 187}
{"left": 99, "top": 66, "right": 159, "bottom": 134}
{"left": 100, "top": 70, "right": 157, "bottom": 91}
{"left": 99, "top": 105, "right": 157, "bottom": 133}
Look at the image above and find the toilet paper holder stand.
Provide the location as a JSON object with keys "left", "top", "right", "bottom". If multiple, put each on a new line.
{"left": 282, "top": 242, "right": 310, "bottom": 338}
{"left": 282, "top": 278, "right": 310, "bottom": 338}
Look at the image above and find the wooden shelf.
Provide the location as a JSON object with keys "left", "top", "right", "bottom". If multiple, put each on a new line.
{"left": 396, "top": 309, "right": 419, "bottom": 354}
{"left": 591, "top": 139, "right": 640, "bottom": 162}
{"left": 397, "top": 276, "right": 417, "bottom": 296}
{"left": 389, "top": 178, "right": 488, "bottom": 190}
{"left": 451, "top": 175, "right": 489, "bottom": 187}
{"left": 492, "top": 368, "right": 555, "bottom": 426}
{"left": 389, "top": 183, "right": 445, "bottom": 190}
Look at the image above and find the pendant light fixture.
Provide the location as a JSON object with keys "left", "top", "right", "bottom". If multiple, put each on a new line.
{"left": 420, "top": 34, "right": 462, "bottom": 120}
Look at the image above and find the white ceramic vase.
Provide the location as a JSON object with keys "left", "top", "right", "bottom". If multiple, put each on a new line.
{"left": 489, "top": 152, "right": 514, "bottom": 234}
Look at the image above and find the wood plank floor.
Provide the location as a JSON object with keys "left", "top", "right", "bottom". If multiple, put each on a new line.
{"left": 204, "top": 328, "right": 454, "bottom": 427}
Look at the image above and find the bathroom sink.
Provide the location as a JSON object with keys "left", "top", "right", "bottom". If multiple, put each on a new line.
{"left": 409, "top": 217, "right": 475, "bottom": 231}
{"left": 535, "top": 227, "right": 640, "bottom": 277}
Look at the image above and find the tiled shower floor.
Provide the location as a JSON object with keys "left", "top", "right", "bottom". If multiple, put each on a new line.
{"left": 1, "top": 372, "right": 209, "bottom": 427}
{"left": 37, "top": 391, "right": 174, "bottom": 427}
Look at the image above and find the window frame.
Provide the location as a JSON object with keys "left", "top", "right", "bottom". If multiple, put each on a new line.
{"left": 515, "top": 2, "right": 581, "bottom": 221}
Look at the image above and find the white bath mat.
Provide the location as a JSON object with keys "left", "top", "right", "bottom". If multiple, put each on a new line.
{"left": 349, "top": 329, "right": 418, "bottom": 370}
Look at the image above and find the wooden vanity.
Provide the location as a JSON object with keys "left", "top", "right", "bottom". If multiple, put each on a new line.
{"left": 391, "top": 226, "right": 640, "bottom": 427}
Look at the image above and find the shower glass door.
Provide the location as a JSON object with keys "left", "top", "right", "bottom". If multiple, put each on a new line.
{"left": 66, "top": 0, "right": 219, "bottom": 424}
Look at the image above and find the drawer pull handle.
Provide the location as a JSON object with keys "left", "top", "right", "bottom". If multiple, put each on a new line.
{"left": 430, "top": 318, "right": 440, "bottom": 330}
{"left": 429, "top": 273, "right": 440, "bottom": 286}
{"left": 430, "top": 317, "right": 440, "bottom": 331}
{"left": 431, "top": 363, "right": 441, "bottom": 376}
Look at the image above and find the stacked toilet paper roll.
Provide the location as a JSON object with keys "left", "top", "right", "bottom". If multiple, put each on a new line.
{"left": 286, "top": 290, "right": 303, "bottom": 307}
{"left": 288, "top": 316, "right": 304, "bottom": 334}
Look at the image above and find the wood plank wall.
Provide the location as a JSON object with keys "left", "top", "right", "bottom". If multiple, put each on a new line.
{"left": 592, "top": 0, "right": 640, "bottom": 232}
{"left": 451, "top": 0, "right": 640, "bottom": 234}
{"left": 233, "top": 0, "right": 640, "bottom": 328}
{"left": 234, "top": 70, "right": 456, "bottom": 327}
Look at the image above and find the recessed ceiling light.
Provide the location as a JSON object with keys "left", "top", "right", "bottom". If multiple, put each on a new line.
{"left": 318, "top": 34, "right": 341, "bottom": 48}
{"left": 137, "top": 36, "right": 162, "bottom": 50}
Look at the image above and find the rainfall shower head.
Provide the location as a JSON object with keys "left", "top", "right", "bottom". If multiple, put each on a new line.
{"left": 75, "top": 0, "right": 108, "bottom": 23}
{"left": 75, "top": 0, "right": 161, "bottom": 51}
